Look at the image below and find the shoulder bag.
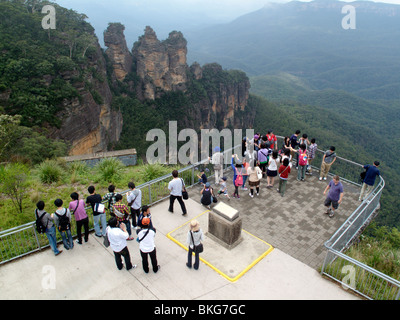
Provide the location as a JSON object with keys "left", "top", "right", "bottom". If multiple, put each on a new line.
{"left": 180, "top": 178, "right": 189, "bottom": 200}
{"left": 190, "top": 231, "right": 203, "bottom": 253}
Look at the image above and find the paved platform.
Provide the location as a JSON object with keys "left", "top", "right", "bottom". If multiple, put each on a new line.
{"left": 0, "top": 173, "right": 360, "bottom": 300}
{"left": 194, "top": 169, "right": 361, "bottom": 269}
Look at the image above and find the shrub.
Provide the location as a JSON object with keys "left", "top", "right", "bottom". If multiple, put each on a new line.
{"left": 38, "top": 159, "right": 64, "bottom": 184}
{"left": 95, "top": 158, "right": 125, "bottom": 183}
{"left": 0, "top": 162, "right": 30, "bottom": 213}
{"left": 139, "top": 163, "right": 171, "bottom": 182}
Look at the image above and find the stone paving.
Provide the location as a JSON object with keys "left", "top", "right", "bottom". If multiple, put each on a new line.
{"left": 188, "top": 168, "right": 361, "bottom": 270}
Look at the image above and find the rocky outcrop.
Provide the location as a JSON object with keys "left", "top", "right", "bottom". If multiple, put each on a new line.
{"left": 132, "top": 26, "right": 188, "bottom": 100}
{"left": 103, "top": 25, "right": 254, "bottom": 139}
{"left": 104, "top": 23, "right": 133, "bottom": 82}
{"left": 190, "top": 63, "right": 253, "bottom": 130}
{"left": 49, "top": 34, "right": 123, "bottom": 156}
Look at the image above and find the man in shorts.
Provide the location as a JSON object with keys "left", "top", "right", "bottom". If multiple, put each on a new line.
{"left": 323, "top": 175, "right": 344, "bottom": 218}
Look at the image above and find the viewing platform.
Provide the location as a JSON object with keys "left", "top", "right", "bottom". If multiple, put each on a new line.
{"left": 1, "top": 138, "right": 394, "bottom": 300}
{"left": 0, "top": 166, "right": 362, "bottom": 300}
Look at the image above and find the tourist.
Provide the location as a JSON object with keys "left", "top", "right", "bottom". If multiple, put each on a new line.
{"left": 35, "top": 201, "right": 62, "bottom": 256}
{"left": 278, "top": 157, "right": 291, "bottom": 197}
{"left": 137, "top": 205, "right": 154, "bottom": 230}
{"left": 267, "top": 150, "right": 280, "bottom": 188}
{"left": 289, "top": 130, "right": 301, "bottom": 168}
{"left": 209, "top": 146, "right": 224, "bottom": 185}
{"left": 168, "top": 170, "right": 187, "bottom": 216}
{"left": 297, "top": 143, "right": 308, "bottom": 181}
{"left": 113, "top": 193, "right": 134, "bottom": 240}
{"left": 323, "top": 175, "right": 344, "bottom": 218}
{"left": 186, "top": 220, "right": 204, "bottom": 270}
{"left": 102, "top": 184, "right": 117, "bottom": 217}
{"left": 200, "top": 182, "right": 215, "bottom": 209}
{"left": 266, "top": 130, "right": 278, "bottom": 150}
{"left": 86, "top": 185, "right": 106, "bottom": 237}
{"left": 307, "top": 138, "right": 317, "bottom": 175}
{"left": 127, "top": 182, "right": 142, "bottom": 229}
{"left": 217, "top": 176, "right": 230, "bottom": 200}
{"left": 257, "top": 143, "right": 269, "bottom": 178}
{"left": 197, "top": 169, "right": 207, "bottom": 185}
{"left": 53, "top": 198, "right": 74, "bottom": 250}
{"left": 231, "top": 154, "right": 244, "bottom": 199}
{"left": 247, "top": 160, "right": 262, "bottom": 198}
{"left": 106, "top": 217, "right": 136, "bottom": 271}
{"left": 241, "top": 157, "right": 249, "bottom": 191}
{"left": 319, "top": 146, "right": 337, "bottom": 181}
{"left": 69, "top": 192, "right": 89, "bottom": 244}
{"left": 359, "top": 161, "right": 380, "bottom": 201}
{"left": 137, "top": 217, "right": 160, "bottom": 273}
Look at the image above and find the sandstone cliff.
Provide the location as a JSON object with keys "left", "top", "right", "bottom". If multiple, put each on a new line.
{"left": 105, "top": 25, "right": 254, "bottom": 132}
{"left": 49, "top": 34, "right": 123, "bottom": 156}
{"left": 132, "top": 26, "right": 188, "bottom": 100}
{"left": 104, "top": 23, "right": 133, "bottom": 82}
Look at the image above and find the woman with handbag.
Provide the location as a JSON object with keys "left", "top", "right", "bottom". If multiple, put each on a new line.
{"left": 186, "top": 220, "right": 204, "bottom": 270}
{"left": 247, "top": 160, "right": 262, "bottom": 198}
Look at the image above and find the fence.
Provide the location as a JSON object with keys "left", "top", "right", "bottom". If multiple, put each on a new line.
{"left": 0, "top": 145, "right": 239, "bottom": 265}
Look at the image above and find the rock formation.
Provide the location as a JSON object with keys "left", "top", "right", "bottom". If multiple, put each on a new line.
{"left": 104, "top": 23, "right": 133, "bottom": 82}
{"left": 49, "top": 33, "right": 123, "bottom": 156}
{"left": 132, "top": 26, "right": 188, "bottom": 100}
{"left": 104, "top": 25, "right": 254, "bottom": 132}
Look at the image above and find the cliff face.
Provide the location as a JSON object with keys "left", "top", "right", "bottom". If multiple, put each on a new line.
{"left": 49, "top": 36, "right": 123, "bottom": 156}
{"left": 104, "top": 23, "right": 133, "bottom": 82}
{"left": 105, "top": 25, "right": 254, "bottom": 132}
{"left": 132, "top": 26, "right": 188, "bottom": 100}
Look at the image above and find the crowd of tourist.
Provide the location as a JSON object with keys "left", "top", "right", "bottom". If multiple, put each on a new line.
{"left": 34, "top": 129, "right": 380, "bottom": 273}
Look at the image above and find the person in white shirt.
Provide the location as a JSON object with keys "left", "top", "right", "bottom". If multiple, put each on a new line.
{"left": 106, "top": 217, "right": 136, "bottom": 271}
{"left": 208, "top": 146, "right": 224, "bottom": 185}
{"left": 137, "top": 217, "right": 160, "bottom": 273}
{"left": 168, "top": 170, "right": 187, "bottom": 216}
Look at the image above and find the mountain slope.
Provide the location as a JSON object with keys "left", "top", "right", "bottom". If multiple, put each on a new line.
{"left": 186, "top": 0, "right": 400, "bottom": 100}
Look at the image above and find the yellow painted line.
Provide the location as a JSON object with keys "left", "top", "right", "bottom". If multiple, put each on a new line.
{"left": 166, "top": 210, "right": 274, "bottom": 283}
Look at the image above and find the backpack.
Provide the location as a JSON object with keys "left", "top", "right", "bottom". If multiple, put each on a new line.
{"left": 235, "top": 168, "right": 244, "bottom": 186}
{"left": 35, "top": 209, "right": 48, "bottom": 234}
{"left": 55, "top": 208, "right": 70, "bottom": 232}
{"left": 299, "top": 149, "right": 308, "bottom": 166}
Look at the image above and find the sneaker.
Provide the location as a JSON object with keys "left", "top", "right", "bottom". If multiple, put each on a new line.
{"left": 325, "top": 208, "right": 331, "bottom": 215}
{"left": 323, "top": 177, "right": 327, "bottom": 181}
{"left": 249, "top": 192, "right": 254, "bottom": 198}
{"left": 319, "top": 177, "right": 322, "bottom": 181}
{"left": 329, "top": 211, "right": 335, "bottom": 218}
{"left": 256, "top": 193, "right": 259, "bottom": 196}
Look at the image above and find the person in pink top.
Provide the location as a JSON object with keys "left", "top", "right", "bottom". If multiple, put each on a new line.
{"left": 69, "top": 192, "right": 89, "bottom": 244}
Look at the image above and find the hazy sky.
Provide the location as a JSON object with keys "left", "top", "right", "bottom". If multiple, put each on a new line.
{"left": 54, "top": 0, "right": 400, "bottom": 46}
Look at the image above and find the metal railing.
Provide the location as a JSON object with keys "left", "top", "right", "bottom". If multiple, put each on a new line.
{"left": 0, "top": 145, "right": 239, "bottom": 265}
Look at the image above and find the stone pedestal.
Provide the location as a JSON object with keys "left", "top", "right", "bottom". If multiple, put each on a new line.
{"left": 208, "top": 202, "right": 243, "bottom": 250}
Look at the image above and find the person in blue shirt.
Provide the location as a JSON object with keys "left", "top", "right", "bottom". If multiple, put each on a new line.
{"left": 359, "top": 161, "right": 380, "bottom": 201}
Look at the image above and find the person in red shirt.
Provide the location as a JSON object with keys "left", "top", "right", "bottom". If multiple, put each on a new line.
{"left": 266, "top": 130, "right": 278, "bottom": 150}
{"left": 277, "top": 158, "right": 291, "bottom": 197}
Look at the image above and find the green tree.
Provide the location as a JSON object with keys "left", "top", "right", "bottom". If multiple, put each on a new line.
{"left": 0, "top": 163, "right": 30, "bottom": 214}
